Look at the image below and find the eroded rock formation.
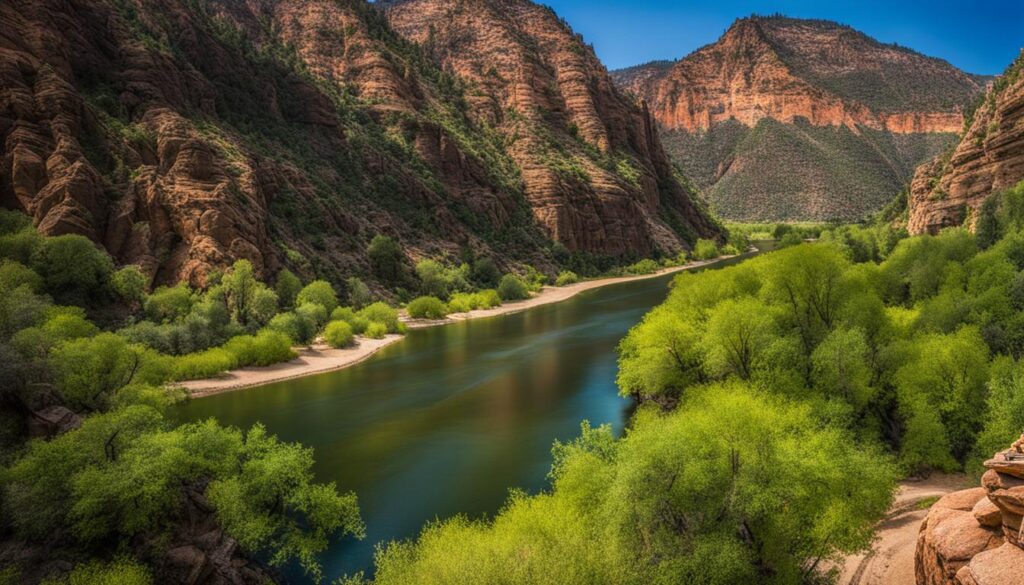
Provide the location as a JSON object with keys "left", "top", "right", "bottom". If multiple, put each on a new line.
{"left": 916, "top": 437, "right": 1024, "bottom": 585}
{"left": 908, "top": 53, "right": 1024, "bottom": 235}
{"left": 382, "top": 0, "right": 720, "bottom": 256}
{"left": 611, "top": 16, "right": 984, "bottom": 222}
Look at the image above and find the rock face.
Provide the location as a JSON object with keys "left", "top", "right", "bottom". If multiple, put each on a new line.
{"left": 382, "top": 0, "right": 720, "bottom": 256}
{"left": 612, "top": 16, "right": 984, "bottom": 222}
{"left": 915, "top": 437, "right": 1024, "bottom": 585}
{"left": 908, "top": 53, "right": 1024, "bottom": 235}
{"left": 0, "top": 0, "right": 718, "bottom": 288}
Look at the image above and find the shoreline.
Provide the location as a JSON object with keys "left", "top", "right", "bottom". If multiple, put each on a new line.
{"left": 181, "top": 252, "right": 747, "bottom": 398}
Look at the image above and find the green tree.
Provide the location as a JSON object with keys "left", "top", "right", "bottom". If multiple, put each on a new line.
{"left": 0, "top": 259, "right": 43, "bottom": 292}
{"left": 144, "top": 284, "right": 194, "bottom": 323}
{"left": 50, "top": 333, "right": 146, "bottom": 412}
{"left": 110, "top": 265, "right": 147, "bottom": 309}
{"left": 407, "top": 296, "right": 448, "bottom": 320}
{"left": 207, "top": 424, "right": 364, "bottom": 580}
{"left": 812, "top": 327, "right": 874, "bottom": 410}
{"left": 323, "top": 321, "right": 354, "bottom": 348}
{"left": 471, "top": 257, "right": 500, "bottom": 288}
{"left": 31, "top": 235, "right": 113, "bottom": 304}
{"left": 497, "top": 274, "right": 529, "bottom": 301}
{"left": 416, "top": 259, "right": 449, "bottom": 299}
{"left": 224, "top": 260, "right": 259, "bottom": 327}
{"left": 275, "top": 269, "right": 302, "bottom": 310}
{"left": 296, "top": 280, "right": 338, "bottom": 314}
{"left": 368, "top": 235, "right": 404, "bottom": 283}
{"left": 346, "top": 277, "right": 372, "bottom": 309}
{"left": 975, "top": 195, "right": 1002, "bottom": 250}
{"left": 41, "top": 557, "right": 152, "bottom": 585}
{"left": 700, "top": 297, "right": 776, "bottom": 379}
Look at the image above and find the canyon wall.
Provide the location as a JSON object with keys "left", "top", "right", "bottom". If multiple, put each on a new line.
{"left": 908, "top": 53, "right": 1024, "bottom": 235}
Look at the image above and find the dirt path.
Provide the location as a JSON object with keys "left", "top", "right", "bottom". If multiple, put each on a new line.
{"left": 836, "top": 474, "right": 970, "bottom": 585}
{"left": 181, "top": 253, "right": 747, "bottom": 397}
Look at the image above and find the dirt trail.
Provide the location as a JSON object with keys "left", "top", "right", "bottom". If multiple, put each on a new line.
{"left": 837, "top": 474, "right": 970, "bottom": 585}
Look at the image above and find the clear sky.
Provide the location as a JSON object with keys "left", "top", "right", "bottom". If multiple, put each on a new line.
{"left": 542, "top": 0, "right": 1024, "bottom": 75}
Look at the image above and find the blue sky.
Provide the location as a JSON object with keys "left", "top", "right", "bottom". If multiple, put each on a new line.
{"left": 542, "top": 0, "right": 1024, "bottom": 75}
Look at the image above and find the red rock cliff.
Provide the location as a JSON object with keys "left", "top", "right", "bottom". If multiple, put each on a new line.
{"left": 383, "top": 0, "right": 720, "bottom": 256}
{"left": 908, "top": 53, "right": 1024, "bottom": 235}
{"left": 616, "top": 16, "right": 980, "bottom": 135}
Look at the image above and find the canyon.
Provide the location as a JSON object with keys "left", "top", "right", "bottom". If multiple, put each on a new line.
{"left": 0, "top": 0, "right": 718, "bottom": 290}
{"left": 613, "top": 16, "right": 986, "bottom": 221}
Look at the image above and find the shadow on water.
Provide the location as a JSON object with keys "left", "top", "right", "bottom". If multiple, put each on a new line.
{"left": 173, "top": 243, "right": 774, "bottom": 581}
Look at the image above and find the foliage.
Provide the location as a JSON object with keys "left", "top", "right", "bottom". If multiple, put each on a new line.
{"left": 555, "top": 271, "right": 579, "bottom": 286}
{"left": 368, "top": 235, "right": 404, "bottom": 284}
{"left": 31, "top": 235, "right": 113, "bottom": 305}
{"left": 144, "top": 284, "right": 194, "bottom": 323}
{"left": 407, "top": 296, "right": 448, "bottom": 320}
{"left": 41, "top": 557, "right": 152, "bottom": 585}
{"left": 346, "top": 277, "right": 373, "bottom": 309}
{"left": 623, "top": 259, "right": 660, "bottom": 276}
{"left": 692, "top": 238, "right": 720, "bottom": 261}
{"left": 296, "top": 280, "right": 339, "bottom": 314}
{"left": 110, "top": 265, "right": 148, "bottom": 308}
{"left": 470, "top": 257, "right": 501, "bottom": 288}
{"left": 366, "top": 384, "right": 897, "bottom": 584}
{"left": 497, "top": 274, "right": 529, "bottom": 301}
{"left": 274, "top": 269, "right": 302, "bottom": 310}
{"left": 357, "top": 302, "right": 402, "bottom": 333}
{"left": 364, "top": 321, "right": 388, "bottom": 339}
{"left": 324, "top": 320, "right": 355, "bottom": 348}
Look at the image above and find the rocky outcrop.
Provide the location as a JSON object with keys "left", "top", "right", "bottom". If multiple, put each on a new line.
{"left": 382, "top": 0, "right": 720, "bottom": 256}
{"left": 908, "top": 53, "right": 1024, "bottom": 235}
{"left": 0, "top": 0, "right": 718, "bottom": 289}
{"left": 615, "top": 16, "right": 980, "bottom": 135}
{"left": 611, "top": 16, "right": 983, "bottom": 222}
{"left": 915, "top": 437, "right": 1024, "bottom": 585}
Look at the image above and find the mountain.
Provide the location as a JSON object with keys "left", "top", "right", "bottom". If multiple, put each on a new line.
{"left": 0, "top": 0, "right": 717, "bottom": 291}
{"left": 908, "top": 52, "right": 1024, "bottom": 234}
{"left": 381, "top": 0, "right": 720, "bottom": 255}
{"left": 612, "top": 15, "right": 986, "bottom": 222}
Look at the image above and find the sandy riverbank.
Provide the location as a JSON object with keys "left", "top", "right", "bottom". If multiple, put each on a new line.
{"left": 835, "top": 473, "right": 970, "bottom": 585}
{"left": 181, "top": 253, "right": 745, "bottom": 398}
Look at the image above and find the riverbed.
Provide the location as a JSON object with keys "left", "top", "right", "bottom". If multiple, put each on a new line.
{"left": 172, "top": 248, "right": 767, "bottom": 581}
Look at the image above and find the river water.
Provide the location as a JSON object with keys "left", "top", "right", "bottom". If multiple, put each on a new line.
{"left": 173, "top": 248, "right": 765, "bottom": 581}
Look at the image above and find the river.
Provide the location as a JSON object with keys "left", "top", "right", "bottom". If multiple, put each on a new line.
{"left": 173, "top": 247, "right": 767, "bottom": 581}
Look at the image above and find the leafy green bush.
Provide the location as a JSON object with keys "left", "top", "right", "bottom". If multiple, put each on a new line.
{"left": 407, "top": 296, "right": 448, "bottom": 319}
{"left": 330, "top": 306, "right": 369, "bottom": 334}
{"left": 267, "top": 311, "right": 317, "bottom": 345}
{"left": 446, "top": 293, "right": 476, "bottom": 313}
{"left": 274, "top": 269, "right": 302, "bottom": 310}
{"left": 0, "top": 259, "right": 43, "bottom": 292}
{"left": 554, "top": 271, "right": 579, "bottom": 286}
{"left": 324, "top": 321, "right": 354, "bottom": 348}
{"left": 692, "top": 239, "right": 720, "bottom": 260}
{"left": 624, "top": 259, "right": 660, "bottom": 275}
{"left": 358, "top": 302, "right": 402, "bottom": 333}
{"left": 31, "top": 234, "right": 113, "bottom": 304}
{"left": 41, "top": 557, "right": 152, "bottom": 585}
{"left": 295, "top": 302, "right": 328, "bottom": 329}
{"left": 144, "top": 284, "right": 194, "bottom": 323}
{"left": 497, "top": 274, "right": 529, "bottom": 301}
{"left": 720, "top": 244, "right": 741, "bottom": 256}
{"left": 471, "top": 257, "right": 501, "bottom": 288}
{"left": 474, "top": 289, "right": 502, "bottom": 309}
{"left": 110, "top": 265, "right": 147, "bottom": 308}
{"left": 223, "top": 331, "right": 296, "bottom": 368}
{"left": 346, "top": 277, "right": 373, "bottom": 309}
{"left": 296, "top": 280, "right": 338, "bottom": 314}
{"left": 369, "top": 235, "right": 404, "bottom": 283}
{"left": 171, "top": 347, "right": 237, "bottom": 381}
{"left": 364, "top": 321, "right": 388, "bottom": 339}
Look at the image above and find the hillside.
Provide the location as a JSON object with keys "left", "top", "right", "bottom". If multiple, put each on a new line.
{"left": 0, "top": 0, "right": 718, "bottom": 292}
{"left": 612, "top": 15, "right": 985, "bottom": 222}
{"left": 381, "top": 0, "right": 720, "bottom": 256}
{"left": 908, "top": 51, "right": 1024, "bottom": 234}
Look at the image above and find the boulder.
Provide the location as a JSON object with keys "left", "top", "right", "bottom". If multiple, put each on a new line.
{"left": 955, "top": 544, "right": 1024, "bottom": 585}
{"left": 974, "top": 498, "right": 1003, "bottom": 529}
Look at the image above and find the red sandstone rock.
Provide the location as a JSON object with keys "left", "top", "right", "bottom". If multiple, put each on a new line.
{"left": 974, "top": 498, "right": 1004, "bottom": 529}
{"left": 956, "top": 544, "right": 1024, "bottom": 585}
{"left": 908, "top": 53, "right": 1024, "bottom": 235}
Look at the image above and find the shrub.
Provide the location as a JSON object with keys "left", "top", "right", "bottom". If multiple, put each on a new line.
{"left": 625, "top": 259, "right": 660, "bottom": 275}
{"left": 692, "top": 239, "right": 720, "bottom": 261}
{"left": 720, "top": 244, "right": 741, "bottom": 256}
{"left": 346, "top": 277, "right": 373, "bottom": 309}
{"left": 31, "top": 234, "right": 113, "bottom": 303}
{"left": 474, "top": 289, "right": 502, "bottom": 309}
{"left": 471, "top": 257, "right": 501, "bottom": 287}
{"left": 331, "top": 307, "right": 369, "bottom": 334}
{"left": 171, "top": 348, "right": 236, "bottom": 381}
{"left": 364, "top": 321, "right": 388, "bottom": 339}
{"left": 407, "top": 296, "right": 448, "bottom": 320}
{"left": 369, "top": 235, "right": 404, "bottom": 283}
{"left": 145, "top": 284, "right": 194, "bottom": 323}
{"left": 324, "top": 321, "right": 354, "bottom": 348}
{"left": 555, "top": 271, "right": 579, "bottom": 286}
{"left": 110, "top": 265, "right": 147, "bottom": 307}
{"left": 296, "top": 280, "right": 338, "bottom": 314}
{"left": 497, "top": 274, "right": 529, "bottom": 301}
{"left": 416, "top": 259, "right": 450, "bottom": 299}
{"left": 446, "top": 292, "right": 477, "bottom": 313}
{"left": 41, "top": 557, "right": 152, "bottom": 585}
{"left": 358, "top": 302, "right": 401, "bottom": 333}
{"left": 267, "top": 311, "right": 317, "bottom": 345}
{"left": 296, "top": 302, "right": 329, "bottom": 329}
{"left": 224, "top": 330, "right": 296, "bottom": 368}
{"left": 274, "top": 269, "right": 302, "bottom": 309}
{"left": 0, "top": 259, "right": 43, "bottom": 293}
